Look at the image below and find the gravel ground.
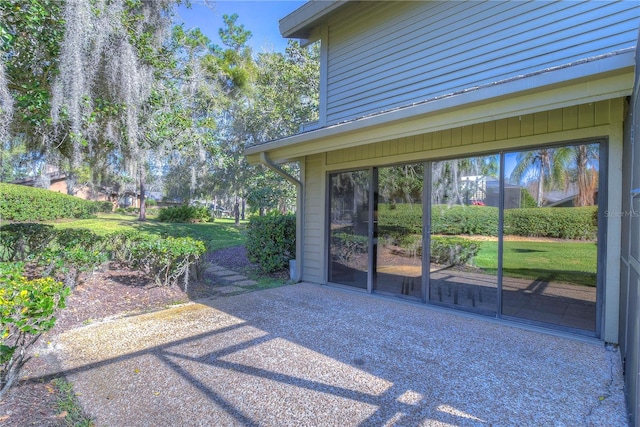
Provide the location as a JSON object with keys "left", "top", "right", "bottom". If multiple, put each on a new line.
{"left": 39, "top": 283, "right": 628, "bottom": 427}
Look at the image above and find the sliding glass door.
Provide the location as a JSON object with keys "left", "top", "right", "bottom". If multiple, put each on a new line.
{"left": 326, "top": 141, "right": 601, "bottom": 334}
{"left": 328, "top": 171, "right": 370, "bottom": 289}
{"left": 428, "top": 155, "right": 499, "bottom": 314}
{"left": 374, "top": 164, "right": 424, "bottom": 298}
{"left": 501, "top": 144, "right": 600, "bottom": 332}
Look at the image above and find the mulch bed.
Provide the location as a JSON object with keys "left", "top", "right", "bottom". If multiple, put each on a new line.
{"left": 0, "top": 245, "right": 260, "bottom": 426}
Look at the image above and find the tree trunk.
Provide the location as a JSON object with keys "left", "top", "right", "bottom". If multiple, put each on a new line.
{"left": 234, "top": 199, "right": 240, "bottom": 225}
{"left": 138, "top": 166, "right": 147, "bottom": 221}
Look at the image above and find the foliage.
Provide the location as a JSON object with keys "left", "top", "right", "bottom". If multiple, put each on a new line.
{"left": 520, "top": 188, "right": 537, "bottom": 209}
{"left": 157, "top": 205, "right": 214, "bottom": 223}
{"left": 0, "top": 183, "right": 106, "bottom": 221}
{"left": 331, "top": 231, "right": 369, "bottom": 264}
{"left": 39, "top": 229, "right": 108, "bottom": 288}
{"left": 0, "top": 262, "right": 69, "bottom": 399}
{"left": 504, "top": 206, "right": 598, "bottom": 240}
{"left": 430, "top": 236, "right": 479, "bottom": 266}
{"left": 0, "top": 223, "right": 55, "bottom": 262}
{"left": 246, "top": 213, "right": 296, "bottom": 273}
{"left": 129, "top": 236, "right": 206, "bottom": 288}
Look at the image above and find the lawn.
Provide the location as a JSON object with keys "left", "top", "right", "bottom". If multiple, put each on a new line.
{"left": 47, "top": 213, "right": 246, "bottom": 251}
{"left": 473, "top": 240, "right": 598, "bottom": 287}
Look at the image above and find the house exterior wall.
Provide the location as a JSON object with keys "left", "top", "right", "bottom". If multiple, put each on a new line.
{"left": 324, "top": 1, "right": 639, "bottom": 125}
{"left": 620, "top": 35, "right": 640, "bottom": 426}
{"left": 302, "top": 98, "right": 625, "bottom": 343}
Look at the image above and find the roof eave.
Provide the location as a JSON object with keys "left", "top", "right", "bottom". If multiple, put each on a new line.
{"left": 245, "top": 50, "right": 636, "bottom": 164}
{"left": 279, "top": 0, "right": 349, "bottom": 39}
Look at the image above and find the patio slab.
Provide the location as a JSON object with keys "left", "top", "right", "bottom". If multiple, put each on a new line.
{"left": 48, "top": 283, "right": 628, "bottom": 426}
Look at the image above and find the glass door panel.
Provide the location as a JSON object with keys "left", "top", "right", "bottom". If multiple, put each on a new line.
{"left": 502, "top": 144, "right": 599, "bottom": 332}
{"left": 374, "top": 164, "right": 423, "bottom": 298}
{"left": 328, "top": 171, "right": 370, "bottom": 289}
{"left": 429, "top": 155, "right": 499, "bottom": 313}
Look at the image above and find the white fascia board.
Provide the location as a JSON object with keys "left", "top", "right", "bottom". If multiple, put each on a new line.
{"left": 245, "top": 51, "right": 635, "bottom": 163}
{"left": 279, "top": 0, "right": 348, "bottom": 39}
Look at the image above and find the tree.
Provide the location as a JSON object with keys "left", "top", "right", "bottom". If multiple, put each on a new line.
{"left": 510, "top": 147, "right": 571, "bottom": 207}
{"left": 572, "top": 144, "right": 599, "bottom": 207}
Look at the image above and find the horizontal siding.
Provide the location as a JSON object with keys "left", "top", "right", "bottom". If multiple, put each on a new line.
{"left": 303, "top": 154, "right": 324, "bottom": 283}
{"left": 325, "top": 1, "right": 639, "bottom": 125}
{"left": 326, "top": 100, "right": 613, "bottom": 165}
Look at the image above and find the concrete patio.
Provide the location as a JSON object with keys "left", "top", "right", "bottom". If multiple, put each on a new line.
{"left": 41, "top": 283, "right": 628, "bottom": 426}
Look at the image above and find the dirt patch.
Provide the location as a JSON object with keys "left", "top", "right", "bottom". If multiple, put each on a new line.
{"left": 0, "top": 245, "right": 262, "bottom": 426}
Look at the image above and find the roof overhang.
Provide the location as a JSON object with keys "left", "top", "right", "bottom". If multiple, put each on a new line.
{"left": 279, "top": 0, "right": 348, "bottom": 39}
{"left": 246, "top": 50, "right": 636, "bottom": 164}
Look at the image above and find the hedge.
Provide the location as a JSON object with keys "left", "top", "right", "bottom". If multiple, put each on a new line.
{"left": 157, "top": 205, "right": 214, "bottom": 223}
{"left": 377, "top": 203, "right": 597, "bottom": 240}
{"left": 0, "top": 183, "right": 108, "bottom": 221}
{"left": 504, "top": 206, "right": 597, "bottom": 240}
{"left": 246, "top": 213, "right": 296, "bottom": 273}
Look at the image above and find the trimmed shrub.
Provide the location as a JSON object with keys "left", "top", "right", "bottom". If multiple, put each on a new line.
{"left": 129, "top": 236, "right": 206, "bottom": 288}
{"left": 0, "top": 183, "right": 101, "bottom": 221}
{"left": 431, "top": 205, "right": 499, "bottom": 236}
{"left": 39, "top": 229, "right": 108, "bottom": 288}
{"left": 331, "top": 231, "right": 369, "bottom": 263}
{"left": 0, "top": 262, "right": 69, "bottom": 398}
{"left": 157, "top": 205, "right": 214, "bottom": 223}
{"left": 0, "top": 223, "right": 56, "bottom": 262}
{"left": 246, "top": 213, "right": 296, "bottom": 273}
{"left": 430, "top": 236, "right": 479, "bottom": 266}
{"left": 504, "top": 206, "right": 597, "bottom": 240}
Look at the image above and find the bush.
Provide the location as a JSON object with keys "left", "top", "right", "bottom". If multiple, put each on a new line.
{"left": 431, "top": 205, "right": 499, "bottom": 236}
{"left": 0, "top": 183, "right": 100, "bottom": 221}
{"left": 0, "top": 262, "right": 69, "bottom": 398}
{"left": 0, "top": 223, "right": 56, "bottom": 262}
{"left": 94, "top": 201, "right": 114, "bottom": 213}
{"left": 331, "top": 231, "right": 369, "bottom": 263}
{"left": 129, "top": 236, "right": 206, "bottom": 289}
{"left": 157, "top": 205, "right": 214, "bottom": 223}
{"left": 430, "top": 236, "right": 479, "bottom": 266}
{"left": 246, "top": 213, "right": 296, "bottom": 273}
{"left": 39, "top": 229, "right": 108, "bottom": 288}
{"left": 504, "top": 206, "right": 597, "bottom": 240}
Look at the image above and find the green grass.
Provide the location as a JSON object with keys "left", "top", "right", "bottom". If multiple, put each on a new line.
{"left": 52, "top": 378, "right": 95, "bottom": 426}
{"left": 47, "top": 213, "right": 246, "bottom": 251}
{"left": 473, "top": 240, "right": 598, "bottom": 287}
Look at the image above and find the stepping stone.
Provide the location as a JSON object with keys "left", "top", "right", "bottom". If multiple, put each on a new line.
{"left": 206, "top": 265, "right": 227, "bottom": 272}
{"left": 211, "top": 269, "right": 238, "bottom": 277}
{"left": 234, "top": 280, "right": 258, "bottom": 287}
{"left": 224, "top": 275, "right": 250, "bottom": 282}
{"left": 215, "top": 285, "right": 245, "bottom": 294}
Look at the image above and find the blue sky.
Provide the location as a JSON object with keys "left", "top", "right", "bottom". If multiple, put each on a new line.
{"left": 174, "top": 1, "right": 306, "bottom": 53}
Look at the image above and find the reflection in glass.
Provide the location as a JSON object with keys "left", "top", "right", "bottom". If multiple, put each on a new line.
{"left": 374, "top": 164, "right": 423, "bottom": 298}
{"left": 429, "top": 155, "right": 499, "bottom": 313}
{"left": 502, "top": 144, "right": 599, "bottom": 332}
{"left": 328, "top": 171, "right": 370, "bottom": 288}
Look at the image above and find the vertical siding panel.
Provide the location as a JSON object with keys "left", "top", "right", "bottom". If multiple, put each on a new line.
{"left": 423, "top": 133, "right": 433, "bottom": 150}
{"left": 441, "top": 129, "right": 452, "bottom": 148}
{"left": 461, "top": 125, "right": 473, "bottom": 146}
{"left": 451, "top": 127, "right": 462, "bottom": 146}
{"left": 520, "top": 114, "right": 534, "bottom": 136}
{"left": 507, "top": 117, "right": 521, "bottom": 138}
{"left": 376, "top": 142, "right": 384, "bottom": 158}
{"left": 389, "top": 139, "right": 398, "bottom": 155}
{"left": 534, "top": 112, "right": 548, "bottom": 134}
{"left": 432, "top": 131, "right": 442, "bottom": 149}
{"left": 578, "top": 103, "right": 595, "bottom": 128}
{"left": 495, "top": 118, "right": 509, "bottom": 140}
{"left": 548, "top": 108, "right": 564, "bottom": 133}
{"left": 406, "top": 135, "right": 415, "bottom": 152}
{"left": 472, "top": 123, "right": 484, "bottom": 143}
{"left": 397, "top": 137, "right": 407, "bottom": 155}
{"left": 414, "top": 134, "right": 424, "bottom": 151}
{"left": 563, "top": 106, "right": 579, "bottom": 130}
{"left": 595, "top": 100, "right": 611, "bottom": 126}
{"left": 483, "top": 121, "right": 496, "bottom": 142}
